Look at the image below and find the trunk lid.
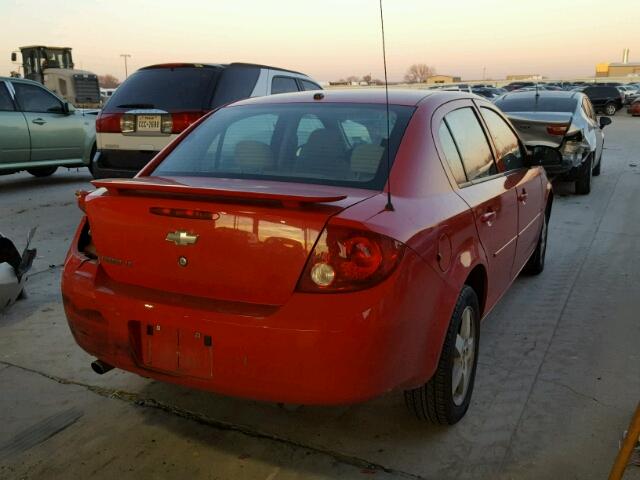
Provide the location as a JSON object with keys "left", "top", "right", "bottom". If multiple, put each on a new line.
{"left": 86, "top": 176, "right": 374, "bottom": 305}
{"left": 506, "top": 111, "right": 574, "bottom": 148}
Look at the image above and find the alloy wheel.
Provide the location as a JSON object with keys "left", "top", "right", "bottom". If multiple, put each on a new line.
{"left": 452, "top": 306, "right": 476, "bottom": 406}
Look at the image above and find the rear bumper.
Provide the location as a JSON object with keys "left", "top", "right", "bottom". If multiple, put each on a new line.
{"left": 541, "top": 154, "right": 587, "bottom": 178}
{"left": 61, "top": 222, "right": 450, "bottom": 405}
{"left": 93, "top": 149, "right": 158, "bottom": 179}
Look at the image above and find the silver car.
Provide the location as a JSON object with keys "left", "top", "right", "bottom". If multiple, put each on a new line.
{"left": 494, "top": 91, "right": 611, "bottom": 195}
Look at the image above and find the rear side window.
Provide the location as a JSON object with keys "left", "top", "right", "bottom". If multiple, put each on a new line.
{"left": 296, "top": 114, "right": 324, "bottom": 147}
{"left": 271, "top": 76, "right": 299, "bottom": 94}
{"left": 445, "top": 108, "right": 496, "bottom": 181}
{"left": 438, "top": 122, "right": 467, "bottom": 184}
{"left": 12, "top": 82, "right": 62, "bottom": 113}
{"left": 211, "top": 66, "right": 260, "bottom": 108}
{"left": 0, "top": 84, "right": 15, "bottom": 111}
{"left": 104, "top": 66, "right": 221, "bottom": 112}
{"left": 582, "top": 98, "right": 596, "bottom": 120}
{"left": 300, "top": 79, "right": 322, "bottom": 91}
{"left": 154, "top": 103, "right": 415, "bottom": 190}
{"left": 480, "top": 108, "right": 525, "bottom": 172}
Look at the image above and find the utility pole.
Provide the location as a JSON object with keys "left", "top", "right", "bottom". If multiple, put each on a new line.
{"left": 120, "top": 54, "right": 131, "bottom": 78}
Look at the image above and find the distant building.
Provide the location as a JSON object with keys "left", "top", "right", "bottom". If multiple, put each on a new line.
{"left": 506, "top": 74, "right": 543, "bottom": 81}
{"left": 426, "top": 75, "right": 461, "bottom": 84}
{"left": 596, "top": 62, "right": 640, "bottom": 77}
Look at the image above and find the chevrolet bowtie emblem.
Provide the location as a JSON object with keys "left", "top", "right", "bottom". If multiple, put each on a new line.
{"left": 165, "top": 231, "right": 199, "bottom": 246}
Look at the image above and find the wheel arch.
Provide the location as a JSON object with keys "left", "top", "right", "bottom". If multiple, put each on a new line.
{"left": 463, "top": 264, "right": 488, "bottom": 317}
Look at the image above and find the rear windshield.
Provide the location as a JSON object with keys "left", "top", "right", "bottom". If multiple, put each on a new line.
{"left": 153, "top": 103, "right": 415, "bottom": 190}
{"left": 495, "top": 95, "right": 577, "bottom": 113}
{"left": 104, "top": 66, "right": 221, "bottom": 112}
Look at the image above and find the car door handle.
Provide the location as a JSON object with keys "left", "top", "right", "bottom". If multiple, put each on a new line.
{"left": 480, "top": 211, "right": 497, "bottom": 224}
{"left": 517, "top": 190, "right": 529, "bottom": 203}
{"left": 32, "top": 118, "right": 46, "bottom": 125}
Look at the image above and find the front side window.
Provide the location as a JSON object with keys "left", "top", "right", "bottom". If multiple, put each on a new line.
{"left": 0, "top": 83, "right": 15, "bottom": 111}
{"left": 12, "top": 82, "right": 62, "bottom": 113}
{"left": 480, "top": 108, "right": 525, "bottom": 172}
{"left": 271, "top": 76, "right": 299, "bottom": 95}
{"left": 444, "top": 108, "right": 496, "bottom": 181}
{"left": 154, "top": 103, "right": 415, "bottom": 190}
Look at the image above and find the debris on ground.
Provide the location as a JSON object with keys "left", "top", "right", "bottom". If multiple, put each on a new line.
{"left": 0, "top": 228, "right": 37, "bottom": 311}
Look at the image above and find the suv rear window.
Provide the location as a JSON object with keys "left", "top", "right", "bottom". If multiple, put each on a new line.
{"left": 153, "top": 103, "right": 415, "bottom": 190}
{"left": 495, "top": 95, "right": 577, "bottom": 112}
{"left": 104, "top": 66, "right": 221, "bottom": 112}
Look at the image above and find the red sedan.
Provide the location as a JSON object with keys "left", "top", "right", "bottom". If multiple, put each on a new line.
{"left": 629, "top": 98, "right": 640, "bottom": 116}
{"left": 62, "top": 90, "right": 558, "bottom": 424}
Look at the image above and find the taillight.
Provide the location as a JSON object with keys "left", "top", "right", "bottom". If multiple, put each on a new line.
{"left": 120, "top": 114, "right": 135, "bottom": 133}
{"left": 171, "top": 112, "right": 206, "bottom": 133}
{"left": 78, "top": 219, "right": 97, "bottom": 260}
{"left": 95, "top": 112, "right": 122, "bottom": 133}
{"left": 75, "top": 190, "right": 89, "bottom": 212}
{"left": 546, "top": 125, "right": 568, "bottom": 136}
{"left": 296, "top": 225, "right": 405, "bottom": 293}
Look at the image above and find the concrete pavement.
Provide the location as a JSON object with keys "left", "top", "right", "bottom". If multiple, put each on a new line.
{"left": 1, "top": 115, "right": 639, "bottom": 479}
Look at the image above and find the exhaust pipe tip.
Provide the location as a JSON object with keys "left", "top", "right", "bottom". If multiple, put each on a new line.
{"left": 91, "top": 359, "right": 114, "bottom": 375}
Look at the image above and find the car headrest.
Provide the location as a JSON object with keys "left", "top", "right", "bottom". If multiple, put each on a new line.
{"left": 234, "top": 141, "right": 274, "bottom": 172}
{"left": 296, "top": 128, "right": 349, "bottom": 176}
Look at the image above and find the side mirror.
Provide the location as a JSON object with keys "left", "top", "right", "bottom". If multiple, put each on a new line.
{"left": 11, "top": 52, "right": 17, "bottom": 62}
{"left": 599, "top": 116, "right": 612, "bottom": 129}
{"left": 528, "top": 145, "right": 563, "bottom": 166}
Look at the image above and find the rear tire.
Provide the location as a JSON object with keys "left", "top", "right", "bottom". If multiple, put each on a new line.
{"left": 605, "top": 102, "right": 617, "bottom": 116}
{"left": 404, "top": 286, "right": 480, "bottom": 425}
{"left": 575, "top": 156, "right": 592, "bottom": 195}
{"left": 27, "top": 166, "right": 57, "bottom": 177}
{"left": 523, "top": 213, "right": 548, "bottom": 275}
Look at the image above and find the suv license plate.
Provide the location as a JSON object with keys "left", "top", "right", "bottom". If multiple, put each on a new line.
{"left": 136, "top": 115, "right": 161, "bottom": 132}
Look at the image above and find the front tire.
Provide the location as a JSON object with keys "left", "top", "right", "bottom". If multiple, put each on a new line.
{"left": 26, "top": 166, "right": 57, "bottom": 177}
{"left": 605, "top": 102, "right": 617, "bottom": 116}
{"left": 575, "top": 155, "right": 592, "bottom": 195}
{"left": 404, "top": 286, "right": 480, "bottom": 425}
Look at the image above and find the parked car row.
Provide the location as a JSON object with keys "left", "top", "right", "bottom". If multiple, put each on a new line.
{"left": 0, "top": 59, "right": 623, "bottom": 425}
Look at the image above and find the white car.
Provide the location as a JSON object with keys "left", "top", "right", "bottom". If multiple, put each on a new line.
{"left": 92, "top": 62, "right": 322, "bottom": 178}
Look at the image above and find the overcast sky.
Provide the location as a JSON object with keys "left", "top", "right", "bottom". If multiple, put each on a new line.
{"left": 2, "top": 0, "right": 638, "bottom": 83}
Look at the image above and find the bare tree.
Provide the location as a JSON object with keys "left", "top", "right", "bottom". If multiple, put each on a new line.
{"left": 362, "top": 74, "right": 372, "bottom": 84}
{"left": 98, "top": 74, "right": 120, "bottom": 88}
{"left": 346, "top": 75, "right": 360, "bottom": 84}
{"left": 404, "top": 64, "right": 436, "bottom": 84}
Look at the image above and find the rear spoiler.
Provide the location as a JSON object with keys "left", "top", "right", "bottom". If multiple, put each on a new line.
{"left": 91, "top": 178, "right": 348, "bottom": 204}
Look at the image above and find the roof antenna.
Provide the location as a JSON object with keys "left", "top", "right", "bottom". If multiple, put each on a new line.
{"left": 379, "top": 0, "right": 394, "bottom": 211}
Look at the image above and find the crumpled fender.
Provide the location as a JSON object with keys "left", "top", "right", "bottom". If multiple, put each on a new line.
{"left": 0, "top": 228, "right": 37, "bottom": 311}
